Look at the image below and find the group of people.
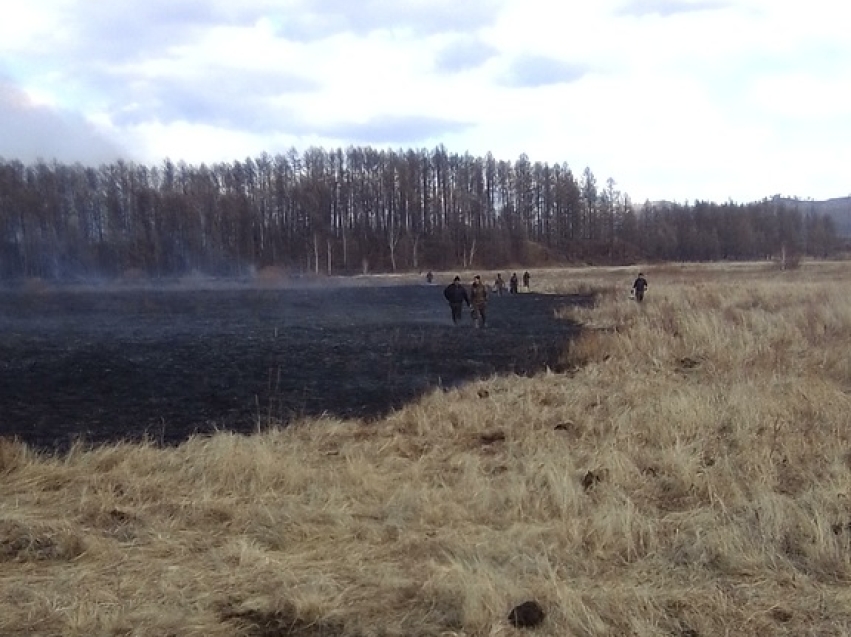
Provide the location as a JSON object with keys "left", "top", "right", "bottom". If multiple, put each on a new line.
{"left": 441, "top": 271, "right": 533, "bottom": 328}
{"left": 494, "top": 271, "right": 530, "bottom": 295}
{"left": 439, "top": 269, "right": 649, "bottom": 327}
{"left": 443, "top": 275, "right": 489, "bottom": 327}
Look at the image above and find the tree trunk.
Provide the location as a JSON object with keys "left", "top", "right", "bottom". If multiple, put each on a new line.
{"left": 467, "top": 237, "right": 477, "bottom": 268}
{"left": 313, "top": 233, "right": 320, "bottom": 274}
{"left": 342, "top": 231, "right": 348, "bottom": 271}
{"left": 412, "top": 233, "right": 420, "bottom": 270}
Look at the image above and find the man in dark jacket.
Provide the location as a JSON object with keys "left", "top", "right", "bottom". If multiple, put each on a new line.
{"left": 509, "top": 272, "right": 519, "bottom": 294}
{"left": 632, "top": 272, "right": 648, "bottom": 302}
{"left": 443, "top": 276, "right": 470, "bottom": 324}
{"left": 470, "top": 275, "right": 488, "bottom": 328}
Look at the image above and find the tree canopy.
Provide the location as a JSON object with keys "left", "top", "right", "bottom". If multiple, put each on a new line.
{"left": 0, "top": 147, "right": 838, "bottom": 281}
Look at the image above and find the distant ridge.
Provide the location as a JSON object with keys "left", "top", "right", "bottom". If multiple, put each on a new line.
{"left": 772, "top": 195, "right": 851, "bottom": 237}
{"left": 639, "top": 196, "right": 851, "bottom": 237}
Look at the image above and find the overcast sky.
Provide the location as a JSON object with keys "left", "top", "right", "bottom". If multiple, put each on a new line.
{"left": 1, "top": 0, "right": 848, "bottom": 203}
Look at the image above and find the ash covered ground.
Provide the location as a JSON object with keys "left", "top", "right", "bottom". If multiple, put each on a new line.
{"left": 0, "top": 281, "right": 592, "bottom": 450}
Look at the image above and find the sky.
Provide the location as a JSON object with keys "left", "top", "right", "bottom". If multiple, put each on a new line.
{"left": 1, "top": 0, "right": 849, "bottom": 204}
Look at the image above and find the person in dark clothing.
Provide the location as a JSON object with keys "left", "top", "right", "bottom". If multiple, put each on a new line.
{"left": 632, "top": 272, "right": 648, "bottom": 302}
{"left": 443, "top": 276, "right": 470, "bottom": 324}
{"left": 470, "top": 275, "right": 488, "bottom": 328}
{"left": 522, "top": 271, "right": 531, "bottom": 290}
{"left": 426, "top": 271, "right": 433, "bottom": 284}
{"left": 494, "top": 273, "right": 506, "bottom": 296}
{"left": 509, "top": 272, "right": 519, "bottom": 294}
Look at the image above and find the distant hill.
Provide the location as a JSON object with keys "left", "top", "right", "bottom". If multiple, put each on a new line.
{"left": 772, "top": 196, "right": 851, "bottom": 237}
{"left": 640, "top": 196, "right": 851, "bottom": 238}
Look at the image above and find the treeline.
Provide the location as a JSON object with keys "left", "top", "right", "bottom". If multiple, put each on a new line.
{"left": 0, "top": 147, "right": 839, "bottom": 280}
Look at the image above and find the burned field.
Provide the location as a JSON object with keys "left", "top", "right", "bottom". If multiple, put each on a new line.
{"left": 0, "top": 282, "right": 591, "bottom": 450}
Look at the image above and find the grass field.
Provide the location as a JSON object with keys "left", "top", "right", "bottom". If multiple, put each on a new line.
{"left": 3, "top": 260, "right": 851, "bottom": 636}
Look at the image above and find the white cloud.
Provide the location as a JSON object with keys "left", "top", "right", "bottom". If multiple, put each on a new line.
{"left": 0, "top": 76, "right": 125, "bottom": 164}
{"left": 0, "top": 0, "right": 848, "bottom": 202}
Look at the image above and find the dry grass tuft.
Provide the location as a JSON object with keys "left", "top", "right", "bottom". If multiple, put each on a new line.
{"left": 4, "top": 260, "right": 851, "bottom": 636}
{"left": 255, "top": 265, "right": 291, "bottom": 284}
{"left": 218, "top": 599, "right": 348, "bottom": 637}
{"left": 0, "top": 518, "right": 87, "bottom": 562}
{"left": 0, "top": 436, "right": 31, "bottom": 474}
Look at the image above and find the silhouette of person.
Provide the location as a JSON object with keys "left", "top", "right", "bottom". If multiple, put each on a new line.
{"left": 494, "top": 273, "right": 506, "bottom": 296}
{"left": 632, "top": 272, "right": 648, "bottom": 302}
{"left": 443, "top": 276, "right": 470, "bottom": 324}
{"left": 470, "top": 275, "right": 488, "bottom": 328}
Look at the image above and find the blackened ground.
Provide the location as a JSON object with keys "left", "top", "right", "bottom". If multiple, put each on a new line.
{"left": 0, "top": 284, "right": 593, "bottom": 450}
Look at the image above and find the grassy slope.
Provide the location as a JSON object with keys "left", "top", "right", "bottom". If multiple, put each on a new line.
{"left": 3, "top": 261, "right": 851, "bottom": 637}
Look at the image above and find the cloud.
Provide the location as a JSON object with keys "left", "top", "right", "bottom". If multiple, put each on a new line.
{"left": 2, "top": 0, "right": 849, "bottom": 203}
{"left": 618, "top": 0, "right": 728, "bottom": 17}
{"left": 273, "top": 0, "right": 505, "bottom": 40}
{"left": 318, "top": 115, "right": 473, "bottom": 145}
{"left": 0, "top": 77, "right": 124, "bottom": 164}
{"left": 500, "top": 55, "right": 590, "bottom": 88}
{"left": 51, "top": 0, "right": 222, "bottom": 64}
{"left": 435, "top": 38, "right": 499, "bottom": 73}
{"left": 106, "top": 67, "right": 318, "bottom": 132}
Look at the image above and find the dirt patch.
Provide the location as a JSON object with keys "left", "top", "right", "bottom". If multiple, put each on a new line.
{"left": 0, "top": 283, "right": 592, "bottom": 450}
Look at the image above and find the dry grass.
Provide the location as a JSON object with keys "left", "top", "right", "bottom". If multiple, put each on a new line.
{"left": 4, "top": 260, "right": 851, "bottom": 636}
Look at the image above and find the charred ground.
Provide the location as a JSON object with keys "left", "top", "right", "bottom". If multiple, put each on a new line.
{"left": 0, "top": 282, "right": 592, "bottom": 450}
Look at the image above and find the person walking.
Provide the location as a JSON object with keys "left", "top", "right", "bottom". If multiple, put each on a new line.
{"left": 522, "top": 271, "right": 531, "bottom": 291}
{"left": 443, "top": 276, "right": 470, "bottom": 324}
{"left": 494, "top": 273, "right": 506, "bottom": 296}
{"left": 632, "top": 272, "right": 648, "bottom": 302}
{"left": 470, "top": 275, "right": 488, "bottom": 328}
{"left": 509, "top": 272, "right": 519, "bottom": 294}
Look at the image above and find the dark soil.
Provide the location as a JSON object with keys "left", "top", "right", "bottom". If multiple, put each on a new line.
{"left": 0, "top": 282, "right": 592, "bottom": 450}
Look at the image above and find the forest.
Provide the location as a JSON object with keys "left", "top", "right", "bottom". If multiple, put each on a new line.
{"left": 0, "top": 146, "right": 840, "bottom": 280}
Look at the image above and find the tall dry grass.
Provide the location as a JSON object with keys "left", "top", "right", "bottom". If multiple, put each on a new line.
{"left": 3, "top": 260, "right": 851, "bottom": 636}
